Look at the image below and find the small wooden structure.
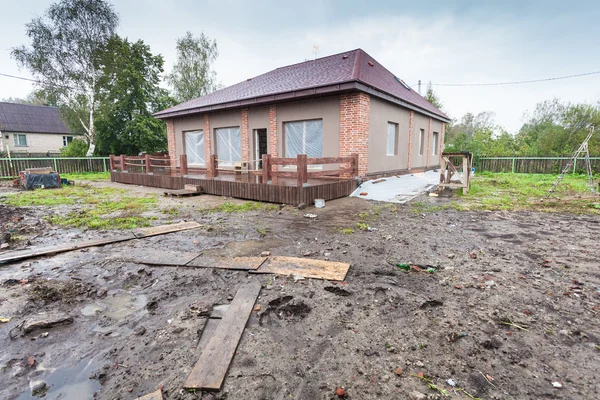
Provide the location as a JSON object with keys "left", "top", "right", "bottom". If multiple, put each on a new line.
{"left": 439, "top": 152, "right": 473, "bottom": 195}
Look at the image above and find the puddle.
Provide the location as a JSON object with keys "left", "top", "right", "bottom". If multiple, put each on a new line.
{"left": 81, "top": 292, "right": 148, "bottom": 320}
{"left": 210, "top": 239, "right": 284, "bottom": 257}
{"left": 18, "top": 358, "right": 101, "bottom": 400}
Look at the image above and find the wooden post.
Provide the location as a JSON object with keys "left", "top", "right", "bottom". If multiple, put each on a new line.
{"left": 462, "top": 155, "right": 469, "bottom": 195}
{"left": 212, "top": 154, "right": 219, "bottom": 178}
{"left": 262, "top": 154, "right": 271, "bottom": 183}
{"left": 109, "top": 154, "right": 115, "bottom": 171}
{"left": 297, "top": 154, "right": 307, "bottom": 187}
{"left": 145, "top": 154, "right": 151, "bottom": 174}
{"left": 120, "top": 154, "right": 126, "bottom": 172}
{"left": 351, "top": 153, "right": 359, "bottom": 178}
{"left": 180, "top": 154, "right": 188, "bottom": 176}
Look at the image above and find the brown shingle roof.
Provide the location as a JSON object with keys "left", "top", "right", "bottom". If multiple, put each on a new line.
{"left": 0, "top": 102, "right": 71, "bottom": 134}
{"left": 155, "top": 49, "right": 448, "bottom": 120}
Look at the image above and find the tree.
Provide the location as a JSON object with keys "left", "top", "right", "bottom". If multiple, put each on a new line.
{"left": 11, "top": 0, "right": 119, "bottom": 156}
{"left": 424, "top": 81, "right": 443, "bottom": 111}
{"left": 94, "top": 36, "right": 176, "bottom": 155}
{"left": 166, "top": 31, "right": 219, "bottom": 102}
{"left": 60, "top": 138, "right": 88, "bottom": 156}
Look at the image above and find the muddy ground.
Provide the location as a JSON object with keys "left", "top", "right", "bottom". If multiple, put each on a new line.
{"left": 0, "top": 182, "right": 599, "bottom": 400}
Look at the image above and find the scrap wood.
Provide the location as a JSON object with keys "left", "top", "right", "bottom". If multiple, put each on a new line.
{"left": 251, "top": 256, "right": 350, "bottom": 281}
{"left": 0, "top": 221, "right": 201, "bottom": 265}
{"left": 135, "top": 387, "right": 164, "bottom": 400}
{"left": 184, "top": 279, "right": 262, "bottom": 391}
{"left": 116, "top": 250, "right": 201, "bottom": 267}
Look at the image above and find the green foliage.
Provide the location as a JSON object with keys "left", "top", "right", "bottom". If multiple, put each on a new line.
{"left": 94, "top": 36, "right": 176, "bottom": 155}
{"left": 166, "top": 31, "right": 220, "bottom": 102}
{"left": 207, "top": 202, "right": 279, "bottom": 213}
{"left": 424, "top": 81, "right": 443, "bottom": 111}
{"left": 61, "top": 172, "right": 110, "bottom": 181}
{"left": 60, "top": 138, "right": 88, "bottom": 157}
{"left": 11, "top": 0, "right": 119, "bottom": 154}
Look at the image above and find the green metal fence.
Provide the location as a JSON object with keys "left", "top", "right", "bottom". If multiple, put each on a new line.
{"left": 0, "top": 157, "right": 110, "bottom": 177}
{"left": 474, "top": 156, "right": 600, "bottom": 174}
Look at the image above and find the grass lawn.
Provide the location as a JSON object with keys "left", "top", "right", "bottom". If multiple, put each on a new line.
{"left": 2, "top": 185, "right": 158, "bottom": 229}
{"left": 61, "top": 171, "right": 111, "bottom": 182}
{"left": 460, "top": 172, "right": 600, "bottom": 214}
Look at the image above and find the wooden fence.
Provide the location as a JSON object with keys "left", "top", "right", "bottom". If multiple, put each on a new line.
{"left": 0, "top": 157, "right": 110, "bottom": 177}
{"left": 110, "top": 154, "right": 171, "bottom": 174}
{"left": 475, "top": 156, "right": 600, "bottom": 174}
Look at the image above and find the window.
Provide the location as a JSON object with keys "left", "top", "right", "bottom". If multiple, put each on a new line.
{"left": 432, "top": 132, "right": 439, "bottom": 155}
{"left": 386, "top": 122, "right": 398, "bottom": 156}
{"left": 13, "top": 134, "right": 27, "bottom": 147}
{"left": 185, "top": 130, "right": 205, "bottom": 166}
{"left": 215, "top": 127, "right": 241, "bottom": 166}
{"left": 418, "top": 129, "right": 425, "bottom": 155}
{"left": 62, "top": 136, "right": 74, "bottom": 147}
{"left": 284, "top": 119, "right": 323, "bottom": 158}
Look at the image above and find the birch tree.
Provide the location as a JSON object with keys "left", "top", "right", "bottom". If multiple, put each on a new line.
{"left": 11, "top": 0, "right": 119, "bottom": 156}
{"left": 166, "top": 31, "right": 220, "bottom": 102}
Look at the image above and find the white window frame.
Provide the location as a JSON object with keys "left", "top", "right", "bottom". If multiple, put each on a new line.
{"left": 184, "top": 130, "right": 205, "bottom": 166}
{"left": 418, "top": 129, "right": 425, "bottom": 156}
{"left": 13, "top": 134, "right": 27, "bottom": 147}
{"left": 386, "top": 122, "right": 398, "bottom": 156}
{"left": 432, "top": 132, "right": 439, "bottom": 155}
{"left": 62, "top": 136, "right": 74, "bottom": 147}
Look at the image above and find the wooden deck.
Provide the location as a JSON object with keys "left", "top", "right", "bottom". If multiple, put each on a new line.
{"left": 110, "top": 171, "right": 358, "bottom": 206}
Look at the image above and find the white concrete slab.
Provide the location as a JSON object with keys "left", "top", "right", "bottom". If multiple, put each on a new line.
{"left": 350, "top": 170, "right": 440, "bottom": 204}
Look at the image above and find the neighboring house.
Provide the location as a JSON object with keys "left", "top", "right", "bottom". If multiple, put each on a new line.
{"left": 154, "top": 49, "right": 450, "bottom": 177}
{"left": 0, "top": 102, "right": 80, "bottom": 156}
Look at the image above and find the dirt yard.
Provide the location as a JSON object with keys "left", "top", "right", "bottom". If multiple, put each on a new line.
{"left": 0, "top": 179, "right": 599, "bottom": 400}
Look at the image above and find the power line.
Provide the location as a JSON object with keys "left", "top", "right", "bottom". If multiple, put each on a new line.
{"left": 423, "top": 70, "right": 600, "bottom": 87}
{"left": 0, "top": 72, "right": 75, "bottom": 90}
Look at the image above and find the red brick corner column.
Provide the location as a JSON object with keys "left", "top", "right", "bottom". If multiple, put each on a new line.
{"left": 407, "top": 111, "right": 414, "bottom": 169}
{"left": 166, "top": 119, "right": 177, "bottom": 168}
{"left": 204, "top": 114, "right": 211, "bottom": 166}
{"left": 241, "top": 108, "right": 249, "bottom": 162}
{"left": 340, "top": 92, "right": 370, "bottom": 176}
{"left": 440, "top": 122, "right": 446, "bottom": 156}
{"left": 426, "top": 117, "right": 433, "bottom": 166}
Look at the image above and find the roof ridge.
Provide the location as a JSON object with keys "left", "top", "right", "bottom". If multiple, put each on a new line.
{"left": 276, "top": 48, "right": 362, "bottom": 70}
{"left": 0, "top": 101, "right": 59, "bottom": 109}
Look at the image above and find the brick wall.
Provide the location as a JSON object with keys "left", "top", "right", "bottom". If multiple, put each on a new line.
{"left": 440, "top": 122, "right": 446, "bottom": 155}
{"left": 340, "top": 92, "right": 370, "bottom": 176}
{"left": 241, "top": 109, "right": 249, "bottom": 161}
{"left": 166, "top": 119, "right": 176, "bottom": 167}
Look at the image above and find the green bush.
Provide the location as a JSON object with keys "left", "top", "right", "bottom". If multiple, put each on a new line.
{"left": 60, "top": 138, "right": 88, "bottom": 157}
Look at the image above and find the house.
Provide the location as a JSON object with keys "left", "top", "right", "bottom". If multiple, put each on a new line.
{"left": 154, "top": 49, "right": 450, "bottom": 177}
{"left": 0, "top": 102, "right": 79, "bottom": 156}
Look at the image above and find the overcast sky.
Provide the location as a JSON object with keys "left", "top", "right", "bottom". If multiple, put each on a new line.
{"left": 1, "top": 0, "right": 599, "bottom": 132}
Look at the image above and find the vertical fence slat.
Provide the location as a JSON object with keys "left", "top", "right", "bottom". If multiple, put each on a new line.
{"left": 0, "top": 157, "right": 111, "bottom": 177}
{"left": 476, "top": 157, "right": 600, "bottom": 174}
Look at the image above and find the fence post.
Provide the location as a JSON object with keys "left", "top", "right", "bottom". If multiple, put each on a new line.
{"left": 52, "top": 158, "right": 58, "bottom": 172}
{"left": 109, "top": 155, "right": 115, "bottom": 171}
{"left": 573, "top": 158, "right": 577, "bottom": 174}
{"left": 297, "top": 154, "right": 307, "bottom": 187}
{"left": 262, "top": 154, "right": 271, "bottom": 183}
{"left": 511, "top": 157, "right": 516, "bottom": 173}
{"left": 180, "top": 154, "right": 188, "bottom": 176}
{"left": 103, "top": 158, "right": 108, "bottom": 172}
{"left": 351, "top": 153, "right": 359, "bottom": 177}
{"left": 120, "top": 154, "right": 126, "bottom": 172}
{"left": 145, "top": 154, "right": 151, "bottom": 174}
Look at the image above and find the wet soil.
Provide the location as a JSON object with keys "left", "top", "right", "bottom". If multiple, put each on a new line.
{"left": 0, "top": 187, "right": 599, "bottom": 400}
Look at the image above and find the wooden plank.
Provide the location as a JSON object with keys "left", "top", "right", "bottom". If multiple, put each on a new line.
{"left": 186, "top": 256, "right": 267, "bottom": 270}
{"left": 269, "top": 157, "right": 297, "bottom": 165}
{"left": 135, "top": 388, "right": 163, "bottom": 400}
{"left": 184, "top": 279, "right": 262, "bottom": 390}
{"left": 251, "top": 256, "right": 350, "bottom": 281}
{"left": 306, "top": 156, "right": 353, "bottom": 165}
{"left": 0, "top": 234, "right": 135, "bottom": 264}
{"left": 133, "top": 221, "right": 201, "bottom": 238}
{"left": 163, "top": 189, "right": 202, "bottom": 197}
{"left": 119, "top": 250, "right": 201, "bottom": 266}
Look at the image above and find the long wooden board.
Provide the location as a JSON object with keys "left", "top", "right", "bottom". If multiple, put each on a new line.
{"left": 123, "top": 250, "right": 201, "bottom": 266}
{"left": 133, "top": 221, "right": 201, "bottom": 238}
{"left": 184, "top": 279, "right": 262, "bottom": 390}
{"left": 186, "top": 256, "right": 267, "bottom": 270}
{"left": 251, "top": 256, "right": 350, "bottom": 281}
{"left": 0, "top": 234, "right": 135, "bottom": 264}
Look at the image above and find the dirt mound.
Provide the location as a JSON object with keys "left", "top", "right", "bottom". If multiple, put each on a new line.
{"left": 259, "top": 296, "right": 312, "bottom": 326}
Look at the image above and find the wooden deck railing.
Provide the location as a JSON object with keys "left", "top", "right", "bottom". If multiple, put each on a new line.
{"left": 109, "top": 154, "right": 170, "bottom": 174}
